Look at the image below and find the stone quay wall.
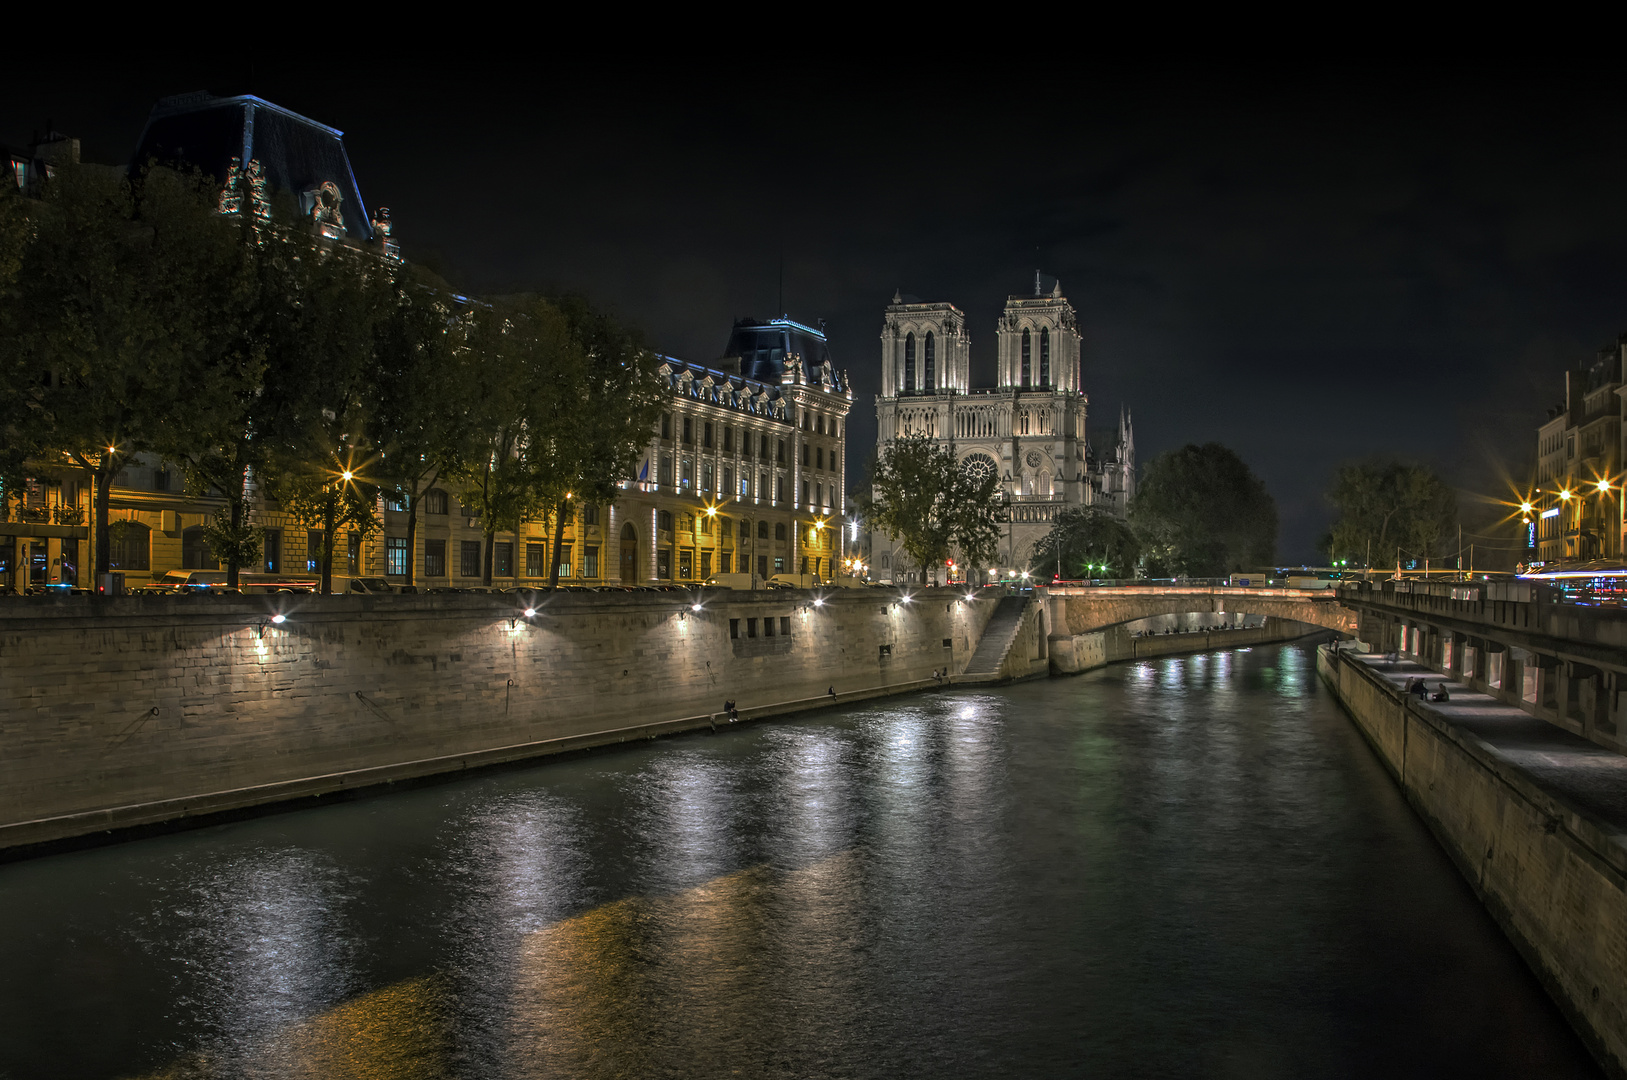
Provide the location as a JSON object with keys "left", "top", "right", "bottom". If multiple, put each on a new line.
{"left": 1318, "top": 645, "right": 1627, "bottom": 1077}
{"left": 0, "top": 589, "right": 999, "bottom": 853}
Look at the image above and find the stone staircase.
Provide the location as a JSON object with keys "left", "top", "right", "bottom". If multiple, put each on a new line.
{"left": 961, "top": 596, "right": 1033, "bottom": 680}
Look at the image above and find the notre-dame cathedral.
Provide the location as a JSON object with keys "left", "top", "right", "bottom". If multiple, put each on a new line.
{"left": 872, "top": 275, "right": 1135, "bottom": 582}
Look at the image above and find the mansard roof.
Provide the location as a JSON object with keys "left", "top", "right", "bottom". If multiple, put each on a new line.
{"left": 132, "top": 92, "right": 374, "bottom": 242}
{"left": 723, "top": 316, "right": 842, "bottom": 389}
{"left": 656, "top": 357, "right": 791, "bottom": 421}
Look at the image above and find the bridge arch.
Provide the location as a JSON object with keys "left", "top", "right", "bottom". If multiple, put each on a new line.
{"left": 1043, "top": 586, "right": 1358, "bottom": 637}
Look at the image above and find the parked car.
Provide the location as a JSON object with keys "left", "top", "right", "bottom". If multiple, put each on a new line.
{"left": 346, "top": 577, "right": 398, "bottom": 595}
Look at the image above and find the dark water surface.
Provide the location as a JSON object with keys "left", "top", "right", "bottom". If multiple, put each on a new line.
{"left": 0, "top": 642, "right": 1603, "bottom": 1078}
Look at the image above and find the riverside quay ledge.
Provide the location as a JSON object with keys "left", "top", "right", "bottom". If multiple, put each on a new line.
{"left": 0, "top": 588, "right": 1036, "bottom": 854}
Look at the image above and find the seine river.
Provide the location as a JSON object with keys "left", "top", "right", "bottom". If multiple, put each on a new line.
{"left": 0, "top": 641, "right": 1602, "bottom": 1079}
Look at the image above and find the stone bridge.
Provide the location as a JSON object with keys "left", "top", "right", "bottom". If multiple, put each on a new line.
{"left": 1041, "top": 585, "right": 1358, "bottom": 637}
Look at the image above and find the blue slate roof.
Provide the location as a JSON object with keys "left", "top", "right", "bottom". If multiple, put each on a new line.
{"left": 132, "top": 92, "right": 374, "bottom": 242}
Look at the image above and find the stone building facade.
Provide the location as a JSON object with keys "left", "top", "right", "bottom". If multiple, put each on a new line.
{"left": 871, "top": 278, "right": 1134, "bottom": 583}
{"left": 1532, "top": 338, "right": 1624, "bottom": 566}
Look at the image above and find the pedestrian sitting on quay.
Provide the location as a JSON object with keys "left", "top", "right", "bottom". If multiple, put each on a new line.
{"left": 1431, "top": 685, "right": 1452, "bottom": 703}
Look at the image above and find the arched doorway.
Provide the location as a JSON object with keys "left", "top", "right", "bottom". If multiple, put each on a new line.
{"left": 620, "top": 522, "right": 638, "bottom": 584}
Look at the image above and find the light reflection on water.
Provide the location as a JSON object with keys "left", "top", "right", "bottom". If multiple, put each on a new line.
{"left": 0, "top": 642, "right": 1605, "bottom": 1079}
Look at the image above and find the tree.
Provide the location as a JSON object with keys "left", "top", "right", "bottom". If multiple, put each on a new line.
{"left": 369, "top": 269, "right": 482, "bottom": 586}
{"left": 546, "top": 296, "right": 667, "bottom": 589}
{"left": 0, "top": 162, "right": 219, "bottom": 582}
{"left": 453, "top": 298, "right": 581, "bottom": 587}
{"left": 1326, "top": 459, "right": 1457, "bottom": 571}
{"left": 1030, "top": 507, "right": 1142, "bottom": 581}
{"left": 863, "top": 436, "right": 1007, "bottom": 585}
{"left": 257, "top": 229, "right": 399, "bottom": 593}
{"left": 1132, "top": 443, "right": 1277, "bottom": 577}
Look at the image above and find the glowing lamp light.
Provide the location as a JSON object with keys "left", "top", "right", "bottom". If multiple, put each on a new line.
{"left": 271, "top": 614, "right": 286, "bottom": 625}
{"left": 691, "top": 602, "right": 702, "bottom": 612}
{"left": 1520, "top": 502, "right": 1533, "bottom": 514}
{"left": 523, "top": 607, "right": 536, "bottom": 618}
{"left": 813, "top": 598, "right": 824, "bottom": 607}
{"left": 1560, "top": 489, "right": 1573, "bottom": 501}
{"left": 1600, "top": 480, "right": 1612, "bottom": 492}
{"left": 341, "top": 470, "right": 353, "bottom": 481}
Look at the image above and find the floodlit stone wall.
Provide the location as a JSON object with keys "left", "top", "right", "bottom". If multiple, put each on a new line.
{"left": 0, "top": 589, "right": 999, "bottom": 851}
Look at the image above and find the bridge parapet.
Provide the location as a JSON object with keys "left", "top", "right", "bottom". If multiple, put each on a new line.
{"left": 1041, "top": 584, "right": 1357, "bottom": 636}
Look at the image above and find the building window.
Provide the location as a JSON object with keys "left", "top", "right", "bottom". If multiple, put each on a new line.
{"left": 758, "top": 471, "right": 767, "bottom": 498}
{"left": 494, "top": 542, "right": 513, "bottom": 577}
{"left": 383, "top": 492, "right": 407, "bottom": 512}
{"left": 424, "top": 489, "right": 449, "bottom": 514}
{"left": 720, "top": 553, "right": 732, "bottom": 573}
{"left": 306, "top": 530, "right": 325, "bottom": 572}
{"left": 111, "top": 522, "right": 152, "bottom": 571}
{"left": 701, "top": 551, "right": 712, "bottom": 578}
{"left": 1021, "top": 328, "right": 1032, "bottom": 386}
{"left": 816, "top": 447, "right": 824, "bottom": 470}
{"left": 557, "top": 543, "right": 573, "bottom": 577}
{"left": 764, "top": 615, "right": 776, "bottom": 637}
{"left": 803, "top": 481, "right": 810, "bottom": 504}
{"left": 743, "top": 519, "right": 753, "bottom": 541}
{"left": 816, "top": 483, "right": 823, "bottom": 507}
{"left": 683, "top": 417, "right": 694, "bottom": 444}
{"left": 774, "top": 556, "right": 785, "bottom": 573}
{"left": 703, "top": 463, "right": 714, "bottom": 492}
{"left": 723, "top": 427, "right": 734, "bottom": 452}
{"left": 730, "top": 618, "right": 740, "bottom": 639}
{"left": 777, "top": 440, "right": 785, "bottom": 464}
{"left": 658, "top": 548, "right": 671, "bottom": 578}
{"left": 703, "top": 421, "right": 713, "bottom": 448}
{"left": 386, "top": 537, "right": 408, "bottom": 576}
{"left": 802, "top": 443, "right": 810, "bottom": 467}
{"left": 759, "top": 520, "right": 770, "bottom": 540}
{"left": 679, "top": 548, "right": 693, "bottom": 579}
{"left": 662, "top": 413, "right": 672, "bottom": 439}
{"left": 775, "top": 522, "right": 787, "bottom": 541}
{"left": 1040, "top": 326, "right": 1050, "bottom": 385}
{"left": 801, "top": 556, "right": 808, "bottom": 574}
{"left": 780, "top": 616, "right": 791, "bottom": 636}
{"left": 723, "top": 466, "right": 734, "bottom": 494}
{"left": 761, "top": 433, "right": 771, "bottom": 459}
{"left": 659, "top": 510, "right": 673, "bottom": 533}
{"left": 458, "top": 540, "right": 480, "bottom": 577}
{"left": 179, "top": 525, "right": 217, "bottom": 570}
{"left": 904, "top": 332, "right": 916, "bottom": 390}
{"left": 925, "top": 330, "right": 936, "bottom": 390}
{"left": 747, "top": 617, "right": 758, "bottom": 638}
{"left": 584, "top": 545, "right": 599, "bottom": 578}
{"left": 584, "top": 504, "right": 599, "bottom": 526}
{"left": 348, "top": 532, "right": 361, "bottom": 574}
{"left": 153, "top": 468, "right": 170, "bottom": 492}
{"left": 776, "top": 476, "right": 784, "bottom": 501}
{"left": 682, "top": 460, "right": 693, "bottom": 489}
{"left": 699, "top": 514, "right": 712, "bottom": 536}
{"left": 660, "top": 455, "right": 674, "bottom": 485}
{"left": 526, "top": 542, "right": 546, "bottom": 577}
{"left": 262, "top": 529, "right": 280, "bottom": 573}
{"left": 425, "top": 539, "right": 446, "bottom": 577}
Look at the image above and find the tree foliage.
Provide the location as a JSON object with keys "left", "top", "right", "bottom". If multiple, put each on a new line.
{"left": 863, "top": 436, "right": 1007, "bottom": 583}
{"left": 1326, "top": 459, "right": 1457, "bottom": 568}
{"left": 1029, "top": 507, "right": 1142, "bottom": 580}
{"left": 1132, "top": 443, "right": 1277, "bottom": 576}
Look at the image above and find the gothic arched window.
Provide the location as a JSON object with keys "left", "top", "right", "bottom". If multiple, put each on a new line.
{"left": 904, "top": 333, "right": 916, "bottom": 392}
{"left": 1020, "top": 328, "right": 1031, "bottom": 387}
{"left": 1040, "top": 327, "right": 1050, "bottom": 386}
{"left": 924, "top": 331, "right": 936, "bottom": 391}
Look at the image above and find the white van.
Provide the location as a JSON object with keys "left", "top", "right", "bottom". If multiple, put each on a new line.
{"left": 704, "top": 573, "right": 761, "bottom": 590}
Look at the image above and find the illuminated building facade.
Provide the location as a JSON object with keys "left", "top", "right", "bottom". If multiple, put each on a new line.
{"left": 1533, "top": 340, "right": 1623, "bottom": 565}
{"left": 871, "top": 277, "right": 1135, "bottom": 582}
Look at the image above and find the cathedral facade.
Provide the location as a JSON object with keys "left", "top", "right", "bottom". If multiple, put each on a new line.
{"left": 871, "top": 278, "right": 1134, "bottom": 583}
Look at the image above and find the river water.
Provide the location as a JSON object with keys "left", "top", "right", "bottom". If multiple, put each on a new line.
{"left": 0, "top": 641, "right": 1603, "bottom": 1079}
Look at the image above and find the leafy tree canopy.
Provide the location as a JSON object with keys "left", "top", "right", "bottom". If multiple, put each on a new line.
{"left": 1326, "top": 458, "right": 1457, "bottom": 568}
{"left": 863, "top": 436, "right": 1007, "bottom": 582}
{"left": 1030, "top": 507, "right": 1142, "bottom": 581}
{"left": 1132, "top": 443, "right": 1277, "bottom": 576}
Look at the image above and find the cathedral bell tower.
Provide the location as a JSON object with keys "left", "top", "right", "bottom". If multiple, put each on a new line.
{"left": 996, "top": 275, "right": 1081, "bottom": 392}
{"left": 880, "top": 293, "right": 970, "bottom": 398}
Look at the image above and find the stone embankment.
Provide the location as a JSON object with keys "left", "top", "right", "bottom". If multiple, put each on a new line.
{"left": 1319, "top": 644, "right": 1627, "bottom": 1078}
{"left": 0, "top": 588, "right": 1014, "bottom": 855}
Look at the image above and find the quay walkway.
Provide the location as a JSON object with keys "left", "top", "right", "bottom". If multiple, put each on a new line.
{"left": 1351, "top": 650, "right": 1627, "bottom": 835}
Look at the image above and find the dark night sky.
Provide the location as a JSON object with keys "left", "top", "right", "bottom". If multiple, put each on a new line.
{"left": 12, "top": 62, "right": 1627, "bottom": 562}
